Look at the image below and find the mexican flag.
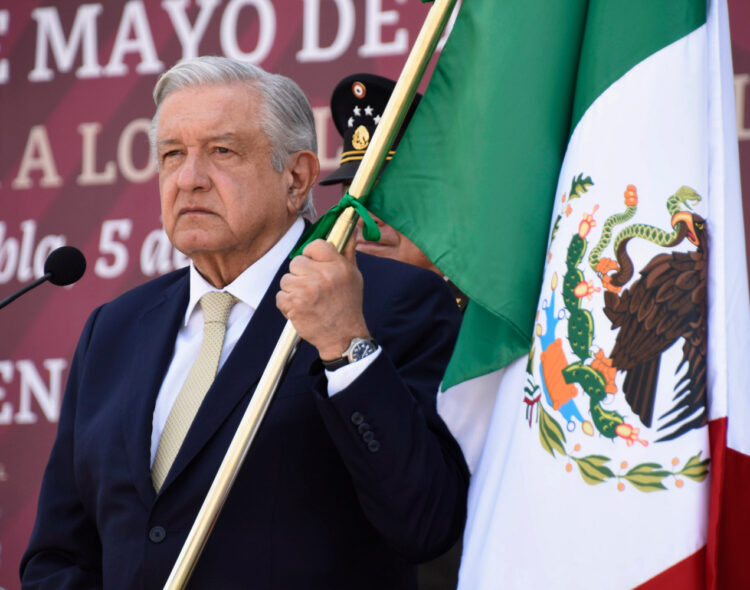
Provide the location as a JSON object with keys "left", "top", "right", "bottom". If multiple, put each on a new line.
{"left": 369, "top": 0, "right": 750, "bottom": 587}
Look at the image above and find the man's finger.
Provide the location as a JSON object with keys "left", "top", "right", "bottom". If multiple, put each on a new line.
{"left": 342, "top": 231, "right": 357, "bottom": 265}
{"left": 301, "top": 239, "right": 339, "bottom": 262}
{"left": 278, "top": 272, "right": 296, "bottom": 292}
{"left": 288, "top": 253, "right": 313, "bottom": 277}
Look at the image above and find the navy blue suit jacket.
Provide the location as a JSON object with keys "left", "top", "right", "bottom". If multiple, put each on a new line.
{"left": 21, "top": 252, "right": 468, "bottom": 589}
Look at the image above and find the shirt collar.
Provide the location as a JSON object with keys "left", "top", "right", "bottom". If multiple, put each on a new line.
{"left": 184, "top": 217, "right": 305, "bottom": 325}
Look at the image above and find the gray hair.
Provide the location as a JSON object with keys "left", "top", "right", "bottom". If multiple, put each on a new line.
{"left": 151, "top": 56, "right": 317, "bottom": 220}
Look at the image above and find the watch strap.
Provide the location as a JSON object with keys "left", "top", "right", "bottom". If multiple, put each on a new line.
{"left": 321, "top": 337, "right": 378, "bottom": 371}
{"left": 321, "top": 356, "right": 350, "bottom": 371}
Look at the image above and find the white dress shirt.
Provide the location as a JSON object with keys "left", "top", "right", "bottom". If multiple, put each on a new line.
{"left": 150, "top": 217, "right": 379, "bottom": 465}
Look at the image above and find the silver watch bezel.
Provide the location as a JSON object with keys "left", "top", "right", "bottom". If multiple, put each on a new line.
{"left": 344, "top": 337, "right": 378, "bottom": 363}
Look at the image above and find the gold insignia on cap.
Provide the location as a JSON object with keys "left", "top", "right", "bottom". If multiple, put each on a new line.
{"left": 352, "top": 81, "right": 366, "bottom": 99}
{"left": 352, "top": 125, "right": 370, "bottom": 149}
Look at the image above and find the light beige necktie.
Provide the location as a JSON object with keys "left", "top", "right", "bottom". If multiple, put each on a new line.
{"left": 151, "top": 291, "right": 237, "bottom": 491}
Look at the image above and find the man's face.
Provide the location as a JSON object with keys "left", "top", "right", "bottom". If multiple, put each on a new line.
{"left": 157, "top": 84, "right": 297, "bottom": 275}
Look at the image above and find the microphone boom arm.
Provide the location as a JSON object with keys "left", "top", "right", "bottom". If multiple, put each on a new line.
{"left": 0, "top": 274, "right": 51, "bottom": 311}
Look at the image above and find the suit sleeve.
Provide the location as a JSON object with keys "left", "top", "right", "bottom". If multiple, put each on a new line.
{"left": 20, "top": 309, "right": 104, "bottom": 590}
{"left": 313, "top": 266, "right": 469, "bottom": 562}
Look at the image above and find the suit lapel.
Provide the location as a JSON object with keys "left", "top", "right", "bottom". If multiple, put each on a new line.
{"left": 121, "top": 274, "right": 189, "bottom": 506}
{"left": 159, "top": 258, "right": 292, "bottom": 492}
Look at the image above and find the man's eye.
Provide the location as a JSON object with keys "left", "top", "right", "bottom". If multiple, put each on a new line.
{"left": 215, "top": 146, "right": 231, "bottom": 154}
{"left": 162, "top": 150, "right": 181, "bottom": 160}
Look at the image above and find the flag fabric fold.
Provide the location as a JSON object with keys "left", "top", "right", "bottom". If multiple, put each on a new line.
{"left": 369, "top": 0, "right": 750, "bottom": 586}
{"left": 371, "top": 0, "right": 589, "bottom": 389}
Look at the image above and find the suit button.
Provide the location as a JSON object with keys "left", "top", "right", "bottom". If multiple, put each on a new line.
{"left": 367, "top": 440, "right": 381, "bottom": 453}
{"left": 350, "top": 411, "right": 364, "bottom": 425}
{"left": 362, "top": 431, "right": 375, "bottom": 443}
{"left": 357, "top": 422, "right": 370, "bottom": 434}
{"left": 149, "top": 526, "right": 166, "bottom": 543}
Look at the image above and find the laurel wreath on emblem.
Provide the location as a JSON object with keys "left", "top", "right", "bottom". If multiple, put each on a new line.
{"left": 523, "top": 174, "right": 710, "bottom": 492}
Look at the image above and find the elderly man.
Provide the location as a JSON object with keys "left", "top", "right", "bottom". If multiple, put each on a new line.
{"left": 20, "top": 57, "right": 467, "bottom": 590}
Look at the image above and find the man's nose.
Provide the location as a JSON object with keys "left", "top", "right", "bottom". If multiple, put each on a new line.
{"left": 176, "top": 153, "right": 211, "bottom": 192}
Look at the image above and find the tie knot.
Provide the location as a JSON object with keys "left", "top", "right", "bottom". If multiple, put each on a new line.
{"left": 200, "top": 291, "right": 237, "bottom": 325}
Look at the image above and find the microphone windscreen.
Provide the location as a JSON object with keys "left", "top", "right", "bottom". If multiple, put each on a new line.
{"left": 44, "top": 246, "right": 87, "bottom": 286}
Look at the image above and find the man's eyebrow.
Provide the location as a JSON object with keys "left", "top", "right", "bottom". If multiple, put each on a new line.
{"left": 207, "top": 133, "right": 239, "bottom": 143}
{"left": 156, "top": 134, "right": 240, "bottom": 148}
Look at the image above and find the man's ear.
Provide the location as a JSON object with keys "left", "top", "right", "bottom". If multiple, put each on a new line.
{"left": 285, "top": 150, "right": 320, "bottom": 213}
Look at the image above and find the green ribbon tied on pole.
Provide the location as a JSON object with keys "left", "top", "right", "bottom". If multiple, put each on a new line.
{"left": 290, "top": 191, "right": 381, "bottom": 258}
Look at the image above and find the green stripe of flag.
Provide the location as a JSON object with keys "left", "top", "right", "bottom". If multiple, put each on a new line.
{"left": 573, "top": 1, "right": 706, "bottom": 130}
{"left": 368, "top": 0, "right": 706, "bottom": 388}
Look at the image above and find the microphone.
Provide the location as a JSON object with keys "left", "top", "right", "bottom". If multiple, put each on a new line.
{"left": 44, "top": 246, "right": 87, "bottom": 286}
{"left": 0, "top": 246, "right": 87, "bottom": 310}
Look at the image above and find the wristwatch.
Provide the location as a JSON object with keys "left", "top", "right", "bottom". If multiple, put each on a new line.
{"left": 321, "top": 337, "right": 378, "bottom": 371}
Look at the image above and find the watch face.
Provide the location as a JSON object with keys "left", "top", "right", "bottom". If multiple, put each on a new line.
{"left": 350, "top": 340, "right": 376, "bottom": 361}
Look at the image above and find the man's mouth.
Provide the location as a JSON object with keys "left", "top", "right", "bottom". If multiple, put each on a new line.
{"left": 179, "top": 206, "right": 214, "bottom": 216}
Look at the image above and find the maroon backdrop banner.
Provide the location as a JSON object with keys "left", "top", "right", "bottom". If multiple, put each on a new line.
{"left": 0, "top": 1, "right": 747, "bottom": 588}
{"left": 0, "top": 1, "right": 448, "bottom": 585}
